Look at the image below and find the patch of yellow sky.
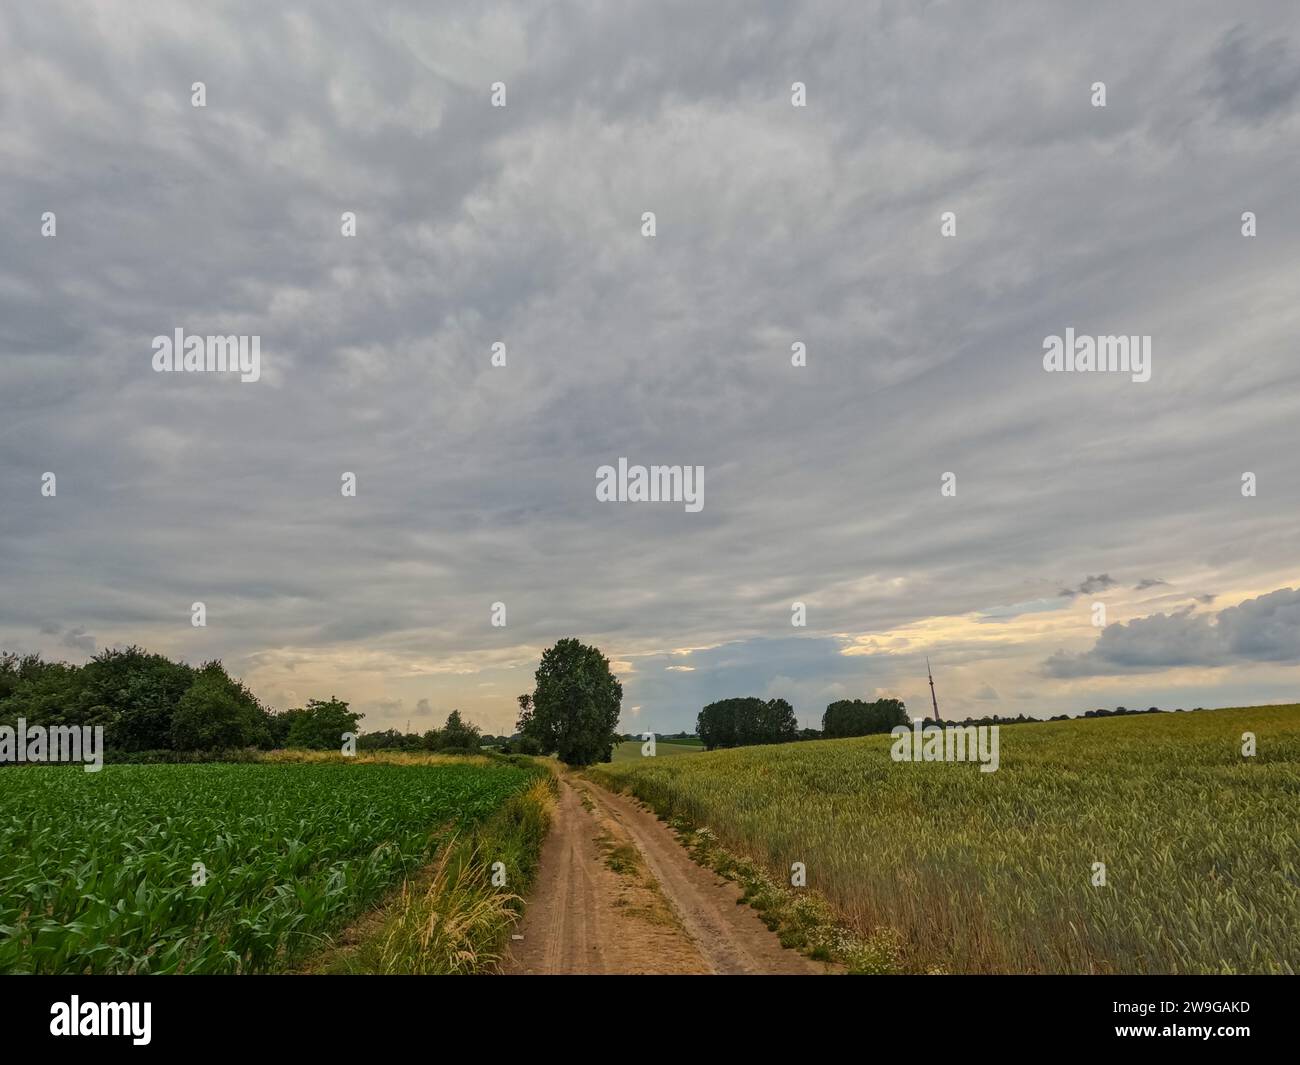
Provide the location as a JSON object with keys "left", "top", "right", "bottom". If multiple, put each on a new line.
{"left": 835, "top": 579, "right": 1293, "bottom": 708}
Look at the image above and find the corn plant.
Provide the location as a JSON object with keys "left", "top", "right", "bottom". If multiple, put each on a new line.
{"left": 0, "top": 760, "right": 536, "bottom": 974}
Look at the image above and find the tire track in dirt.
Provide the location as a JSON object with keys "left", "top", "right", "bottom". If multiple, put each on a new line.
{"left": 503, "top": 775, "right": 823, "bottom": 975}
{"left": 593, "top": 783, "right": 823, "bottom": 975}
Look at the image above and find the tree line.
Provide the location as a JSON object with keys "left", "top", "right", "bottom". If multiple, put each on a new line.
{"left": 11, "top": 639, "right": 1174, "bottom": 765}
{"left": 353, "top": 710, "right": 485, "bottom": 754}
{"left": 2, "top": 637, "right": 630, "bottom": 767}
{"left": 687, "top": 699, "right": 1204, "bottom": 748}
{"left": 693, "top": 695, "right": 910, "bottom": 749}
{"left": 0, "top": 647, "right": 476, "bottom": 758}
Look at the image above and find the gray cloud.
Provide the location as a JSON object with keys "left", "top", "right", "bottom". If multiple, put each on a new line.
{"left": 1059, "top": 575, "right": 1120, "bottom": 599}
{"left": 60, "top": 626, "right": 96, "bottom": 654}
{"left": 1043, "top": 587, "right": 1300, "bottom": 677}
{"left": 2, "top": 2, "right": 1299, "bottom": 730}
{"left": 1205, "top": 25, "right": 1300, "bottom": 121}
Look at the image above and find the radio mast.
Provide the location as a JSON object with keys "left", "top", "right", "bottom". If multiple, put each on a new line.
{"left": 927, "top": 657, "right": 942, "bottom": 722}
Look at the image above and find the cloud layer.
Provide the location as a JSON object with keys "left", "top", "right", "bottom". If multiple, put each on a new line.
{"left": 2, "top": 2, "right": 1298, "bottom": 732}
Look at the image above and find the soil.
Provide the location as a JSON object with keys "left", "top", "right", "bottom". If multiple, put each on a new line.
{"left": 503, "top": 774, "right": 824, "bottom": 975}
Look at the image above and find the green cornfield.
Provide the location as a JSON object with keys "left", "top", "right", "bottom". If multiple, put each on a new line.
{"left": 0, "top": 760, "right": 536, "bottom": 974}
{"left": 592, "top": 704, "right": 1300, "bottom": 974}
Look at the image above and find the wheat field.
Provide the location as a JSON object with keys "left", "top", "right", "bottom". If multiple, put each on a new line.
{"left": 593, "top": 705, "right": 1300, "bottom": 974}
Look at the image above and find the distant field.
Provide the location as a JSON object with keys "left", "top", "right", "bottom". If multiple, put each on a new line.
{"left": 611, "top": 739, "right": 705, "bottom": 763}
{"left": 0, "top": 760, "right": 536, "bottom": 974}
{"left": 592, "top": 705, "right": 1300, "bottom": 974}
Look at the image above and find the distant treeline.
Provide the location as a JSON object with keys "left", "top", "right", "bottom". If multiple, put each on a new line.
{"left": 693, "top": 696, "right": 910, "bottom": 750}
{"left": 619, "top": 731, "right": 700, "bottom": 743}
{"left": 945, "top": 705, "right": 1191, "bottom": 728}
{"left": 3, "top": 644, "right": 1206, "bottom": 762}
{"left": 0, "top": 647, "right": 481, "bottom": 759}
{"left": 690, "top": 697, "right": 1196, "bottom": 750}
{"left": 353, "top": 711, "right": 487, "bottom": 754}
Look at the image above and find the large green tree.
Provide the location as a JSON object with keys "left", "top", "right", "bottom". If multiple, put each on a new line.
{"left": 696, "top": 696, "right": 799, "bottom": 750}
{"left": 81, "top": 646, "right": 199, "bottom": 751}
{"left": 284, "top": 697, "right": 363, "bottom": 750}
{"left": 170, "top": 662, "right": 271, "bottom": 750}
{"left": 523, "top": 638, "right": 622, "bottom": 766}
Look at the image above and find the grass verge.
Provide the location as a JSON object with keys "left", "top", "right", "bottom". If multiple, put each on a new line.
{"left": 587, "top": 769, "right": 902, "bottom": 974}
{"left": 304, "top": 771, "right": 557, "bottom": 974}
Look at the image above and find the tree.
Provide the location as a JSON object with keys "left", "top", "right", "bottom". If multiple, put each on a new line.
{"left": 434, "top": 709, "right": 481, "bottom": 752}
{"left": 0, "top": 651, "right": 51, "bottom": 704}
{"left": 516, "top": 693, "right": 534, "bottom": 735}
{"left": 284, "top": 697, "right": 363, "bottom": 750}
{"left": 696, "top": 697, "right": 798, "bottom": 750}
{"left": 267, "top": 706, "right": 303, "bottom": 748}
{"left": 524, "top": 639, "right": 622, "bottom": 765}
{"left": 0, "top": 659, "right": 86, "bottom": 733}
{"left": 79, "top": 646, "right": 198, "bottom": 751}
{"left": 821, "top": 698, "right": 908, "bottom": 738}
{"left": 170, "top": 663, "right": 270, "bottom": 750}
{"left": 696, "top": 699, "right": 734, "bottom": 750}
{"left": 758, "top": 697, "right": 799, "bottom": 744}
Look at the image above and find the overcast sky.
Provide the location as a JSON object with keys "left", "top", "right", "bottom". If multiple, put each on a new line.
{"left": 2, "top": 1, "right": 1298, "bottom": 736}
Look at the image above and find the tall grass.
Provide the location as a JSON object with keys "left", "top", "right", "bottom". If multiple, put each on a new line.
{"left": 592, "top": 705, "right": 1300, "bottom": 974}
{"left": 324, "top": 775, "right": 556, "bottom": 974}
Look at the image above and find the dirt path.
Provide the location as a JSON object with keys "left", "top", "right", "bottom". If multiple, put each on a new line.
{"left": 503, "top": 775, "right": 823, "bottom": 975}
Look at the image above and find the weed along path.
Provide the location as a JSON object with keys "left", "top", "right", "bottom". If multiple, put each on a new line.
{"left": 503, "top": 774, "right": 823, "bottom": 975}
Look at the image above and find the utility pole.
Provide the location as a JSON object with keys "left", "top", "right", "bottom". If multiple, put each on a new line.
{"left": 927, "top": 657, "right": 942, "bottom": 722}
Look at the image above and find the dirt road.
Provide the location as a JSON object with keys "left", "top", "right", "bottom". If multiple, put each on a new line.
{"left": 503, "top": 775, "right": 824, "bottom": 975}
